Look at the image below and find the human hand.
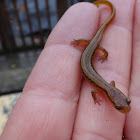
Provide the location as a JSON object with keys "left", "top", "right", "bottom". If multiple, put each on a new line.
{"left": 0, "top": 0, "right": 139, "bottom": 139}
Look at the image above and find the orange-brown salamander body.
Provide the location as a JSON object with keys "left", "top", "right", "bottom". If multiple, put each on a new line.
{"left": 71, "top": 0, "right": 131, "bottom": 113}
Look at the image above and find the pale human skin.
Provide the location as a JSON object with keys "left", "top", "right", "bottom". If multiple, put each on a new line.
{"left": 0, "top": 0, "right": 140, "bottom": 139}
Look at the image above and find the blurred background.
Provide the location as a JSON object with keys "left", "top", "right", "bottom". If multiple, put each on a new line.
{"left": 0, "top": 0, "right": 94, "bottom": 134}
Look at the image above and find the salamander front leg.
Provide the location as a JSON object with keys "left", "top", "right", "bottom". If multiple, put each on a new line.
{"left": 91, "top": 90, "right": 101, "bottom": 105}
{"left": 71, "top": 39, "right": 108, "bottom": 63}
{"left": 96, "top": 45, "right": 108, "bottom": 63}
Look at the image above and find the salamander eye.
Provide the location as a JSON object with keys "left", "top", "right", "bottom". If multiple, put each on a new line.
{"left": 126, "top": 98, "right": 131, "bottom": 105}
{"left": 115, "top": 105, "right": 122, "bottom": 110}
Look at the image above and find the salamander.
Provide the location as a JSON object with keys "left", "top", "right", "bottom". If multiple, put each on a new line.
{"left": 71, "top": 0, "right": 131, "bottom": 114}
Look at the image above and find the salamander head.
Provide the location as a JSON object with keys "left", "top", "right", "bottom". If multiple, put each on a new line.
{"left": 114, "top": 97, "right": 131, "bottom": 114}
{"left": 109, "top": 88, "right": 131, "bottom": 114}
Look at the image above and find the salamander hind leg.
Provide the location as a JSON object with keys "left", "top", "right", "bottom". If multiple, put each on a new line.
{"left": 91, "top": 90, "right": 101, "bottom": 105}
{"left": 70, "top": 39, "right": 90, "bottom": 48}
{"left": 110, "top": 81, "right": 115, "bottom": 87}
{"left": 96, "top": 45, "right": 108, "bottom": 63}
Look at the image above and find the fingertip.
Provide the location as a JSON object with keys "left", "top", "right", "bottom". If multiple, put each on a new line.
{"left": 46, "top": 2, "right": 99, "bottom": 47}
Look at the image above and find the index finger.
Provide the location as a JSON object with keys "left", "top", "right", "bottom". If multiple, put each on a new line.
{"left": 0, "top": 3, "right": 99, "bottom": 140}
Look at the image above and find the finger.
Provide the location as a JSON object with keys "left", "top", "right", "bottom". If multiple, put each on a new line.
{"left": 0, "top": 3, "right": 99, "bottom": 140}
{"left": 72, "top": 0, "right": 134, "bottom": 139}
{"left": 125, "top": 0, "right": 140, "bottom": 139}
